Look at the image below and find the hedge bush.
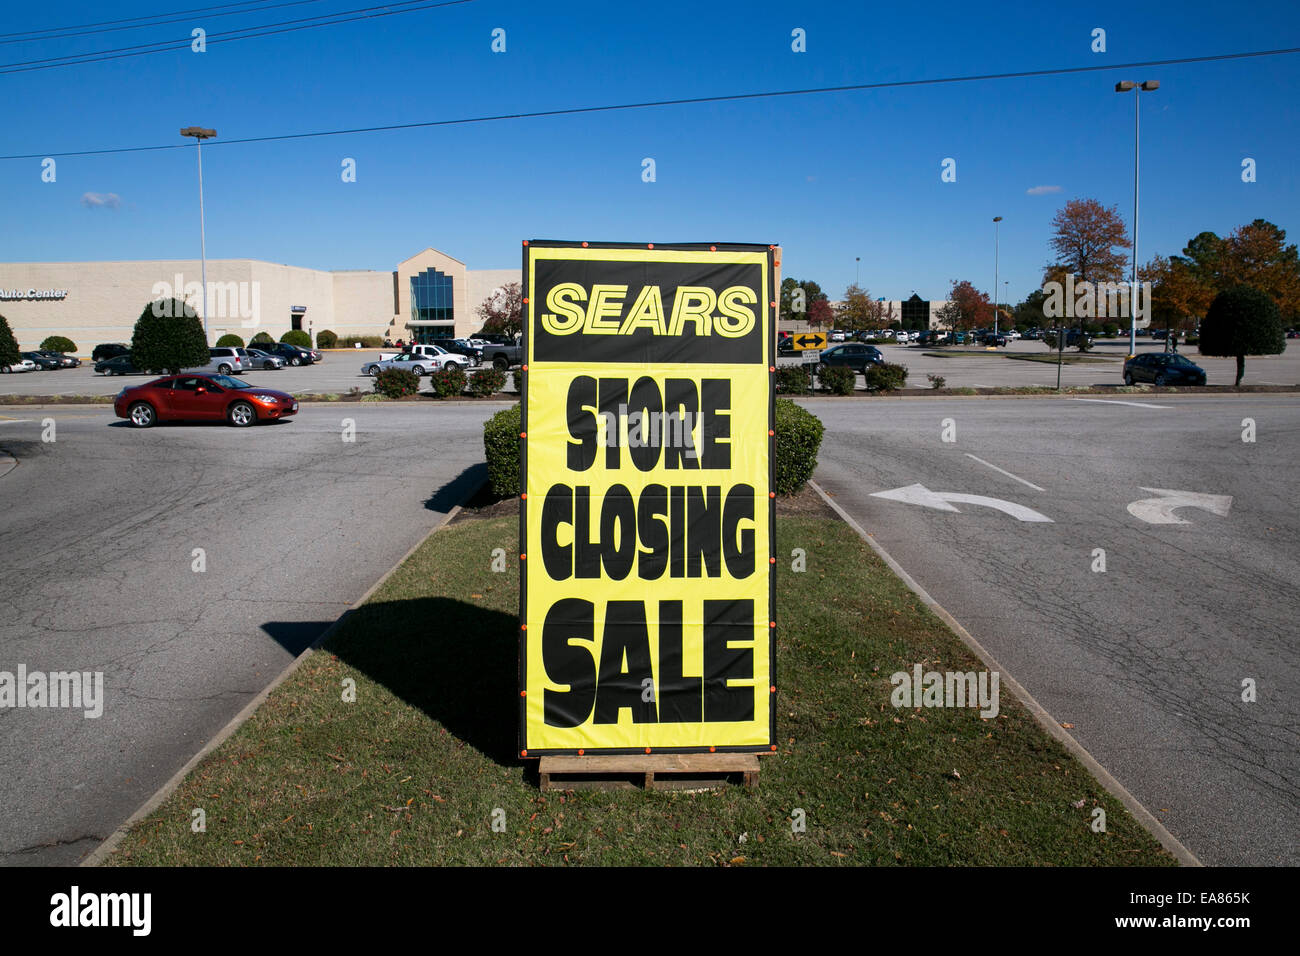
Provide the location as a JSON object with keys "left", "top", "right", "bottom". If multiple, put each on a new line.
{"left": 468, "top": 367, "right": 507, "bottom": 397}
{"left": 316, "top": 329, "right": 338, "bottom": 349}
{"left": 775, "top": 365, "right": 812, "bottom": 394}
{"left": 132, "top": 298, "right": 209, "bottom": 374}
{"left": 249, "top": 331, "right": 274, "bottom": 346}
{"left": 483, "top": 404, "right": 523, "bottom": 496}
{"left": 339, "top": 335, "right": 384, "bottom": 349}
{"left": 0, "top": 314, "right": 19, "bottom": 368}
{"left": 482, "top": 397, "right": 826, "bottom": 500}
{"left": 774, "top": 397, "right": 824, "bottom": 495}
{"left": 428, "top": 364, "right": 467, "bottom": 398}
{"left": 215, "top": 333, "right": 245, "bottom": 347}
{"left": 39, "top": 335, "right": 76, "bottom": 354}
{"left": 280, "top": 329, "right": 311, "bottom": 348}
{"left": 373, "top": 367, "right": 420, "bottom": 398}
{"left": 865, "top": 362, "right": 908, "bottom": 391}
{"left": 819, "top": 366, "right": 856, "bottom": 395}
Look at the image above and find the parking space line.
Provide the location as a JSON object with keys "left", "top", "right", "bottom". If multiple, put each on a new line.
{"left": 963, "top": 454, "right": 1045, "bottom": 491}
{"left": 1070, "top": 398, "right": 1171, "bottom": 409}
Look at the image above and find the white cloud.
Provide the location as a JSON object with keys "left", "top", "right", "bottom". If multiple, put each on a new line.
{"left": 1025, "top": 185, "right": 1062, "bottom": 196}
{"left": 81, "top": 192, "right": 121, "bottom": 209}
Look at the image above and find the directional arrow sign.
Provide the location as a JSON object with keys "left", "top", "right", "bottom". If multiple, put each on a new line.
{"left": 870, "top": 483, "right": 1053, "bottom": 522}
{"left": 1126, "top": 487, "right": 1232, "bottom": 525}
{"left": 793, "top": 332, "right": 827, "bottom": 350}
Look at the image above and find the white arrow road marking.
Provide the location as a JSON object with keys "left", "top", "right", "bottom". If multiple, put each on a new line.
{"left": 1127, "top": 487, "right": 1233, "bottom": 525}
{"left": 870, "top": 483, "right": 1053, "bottom": 522}
{"left": 1070, "top": 398, "right": 1171, "bottom": 409}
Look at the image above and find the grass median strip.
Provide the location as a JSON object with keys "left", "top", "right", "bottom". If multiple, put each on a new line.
{"left": 103, "top": 493, "right": 1174, "bottom": 866}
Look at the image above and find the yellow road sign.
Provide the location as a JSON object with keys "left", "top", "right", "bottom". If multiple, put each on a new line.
{"left": 792, "top": 332, "right": 827, "bottom": 351}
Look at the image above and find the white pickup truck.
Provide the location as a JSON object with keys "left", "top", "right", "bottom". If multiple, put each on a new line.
{"left": 377, "top": 344, "right": 471, "bottom": 367}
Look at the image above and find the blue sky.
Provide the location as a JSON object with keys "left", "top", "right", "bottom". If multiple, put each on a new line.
{"left": 1, "top": 0, "right": 1297, "bottom": 304}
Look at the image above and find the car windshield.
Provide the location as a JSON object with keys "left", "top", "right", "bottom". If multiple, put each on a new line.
{"left": 208, "top": 375, "right": 246, "bottom": 389}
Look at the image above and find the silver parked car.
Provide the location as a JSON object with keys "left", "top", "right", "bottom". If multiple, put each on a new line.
{"left": 360, "top": 352, "right": 455, "bottom": 377}
{"left": 185, "top": 347, "right": 247, "bottom": 375}
{"left": 243, "top": 348, "right": 286, "bottom": 370}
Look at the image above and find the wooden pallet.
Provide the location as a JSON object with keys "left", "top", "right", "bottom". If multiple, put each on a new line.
{"left": 538, "top": 753, "right": 761, "bottom": 792}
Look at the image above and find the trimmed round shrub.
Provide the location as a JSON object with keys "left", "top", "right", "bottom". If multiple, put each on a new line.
{"left": 428, "top": 364, "right": 467, "bottom": 398}
{"left": 1200, "top": 284, "right": 1285, "bottom": 385}
{"left": 774, "top": 398, "right": 824, "bottom": 495}
{"left": 483, "top": 404, "right": 522, "bottom": 497}
{"left": 215, "top": 333, "right": 245, "bottom": 347}
{"left": 249, "top": 331, "right": 274, "bottom": 346}
{"left": 373, "top": 367, "right": 419, "bottom": 398}
{"left": 39, "top": 335, "right": 76, "bottom": 354}
{"left": 468, "top": 367, "right": 507, "bottom": 397}
{"left": 0, "top": 314, "right": 19, "bottom": 368}
{"left": 775, "top": 365, "right": 812, "bottom": 394}
{"left": 316, "top": 329, "right": 338, "bottom": 349}
{"left": 865, "top": 362, "right": 908, "bottom": 391}
{"left": 819, "top": 366, "right": 856, "bottom": 395}
{"left": 280, "top": 329, "right": 311, "bottom": 348}
{"left": 131, "top": 298, "right": 209, "bottom": 374}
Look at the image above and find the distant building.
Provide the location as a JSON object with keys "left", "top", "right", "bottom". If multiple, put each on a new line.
{"left": 0, "top": 246, "right": 521, "bottom": 349}
{"left": 807, "top": 292, "right": 951, "bottom": 331}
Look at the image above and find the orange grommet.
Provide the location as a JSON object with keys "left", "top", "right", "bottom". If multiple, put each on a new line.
{"left": 519, "top": 431, "right": 526, "bottom": 438}
{"left": 520, "top": 553, "right": 527, "bottom": 560}
{"left": 768, "top": 429, "right": 775, "bottom": 436}
{"left": 520, "top": 690, "right": 526, "bottom": 697}
{"left": 521, "top": 624, "right": 527, "bottom": 630}
{"left": 581, "top": 242, "right": 588, "bottom": 247}
{"left": 770, "top": 301, "right": 776, "bottom": 308}
{"left": 710, "top": 245, "right": 717, "bottom": 251}
{"left": 645, "top": 747, "right": 652, "bottom": 753}
{"left": 522, "top": 364, "right": 528, "bottom": 371}
{"left": 709, "top": 745, "right": 716, "bottom": 752}
{"left": 521, "top": 749, "right": 528, "bottom": 756}
{"left": 522, "top": 297, "right": 529, "bottom": 304}
{"left": 769, "top": 621, "right": 776, "bottom": 628}
{"left": 578, "top": 748, "right": 584, "bottom": 755}
{"left": 769, "top": 492, "right": 775, "bottom": 498}
{"left": 770, "top": 685, "right": 776, "bottom": 693}
{"left": 769, "top": 366, "right": 775, "bottom": 372}
{"left": 770, "top": 745, "right": 777, "bottom": 751}
{"left": 522, "top": 240, "right": 529, "bottom": 246}
{"left": 769, "top": 557, "right": 776, "bottom": 564}
{"left": 647, "top": 243, "right": 654, "bottom": 249}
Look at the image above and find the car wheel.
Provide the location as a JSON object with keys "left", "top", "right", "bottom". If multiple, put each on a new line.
{"left": 128, "top": 402, "right": 156, "bottom": 428}
{"left": 1154, "top": 373, "right": 1167, "bottom": 386}
{"left": 265, "top": 361, "right": 276, "bottom": 370}
{"left": 228, "top": 401, "right": 256, "bottom": 427}
{"left": 1123, "top": 372, "right": 1134, "bottom": 385}
{"left": 367, "top": 365, "right": 380, "bottom": 376}
{"left": 218, "top": 363, "right": 233, "bottom": 374}
{"left": 0, "top": 366, "right": 8, "bottom": 374}
{"left": 493, "top": 356, "right": 508, "bottom": 371}
{"left": 412, "top": 365, "right": 425, "bottom": 376}
{"left": 290, "top": 356, "right": 301, "bottom": 366}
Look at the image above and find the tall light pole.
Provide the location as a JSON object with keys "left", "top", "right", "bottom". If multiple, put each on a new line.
{"left": 1114, "top": 81, "right": 1158, "bottom": 357}
{"left": 181, "top": 126, "right": 217, "bottom": 343}
{"left": 992, "top": 216, "right": 1003, "bottom": 335}
{"left": 855, "top": 256, "right": 861, "bottom": 286}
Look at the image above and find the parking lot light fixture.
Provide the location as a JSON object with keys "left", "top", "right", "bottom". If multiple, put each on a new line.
{"left": 993, "top": 217, "right": 1003, "bottom": 336}
{"left": 1113, "top": 82, "right": 1158, "bottom": 358}
{"left": 181, "top": 127, "right": 217, "bottom": 344}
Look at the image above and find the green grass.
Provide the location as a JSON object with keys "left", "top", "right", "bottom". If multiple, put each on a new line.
{"left": 103, "top": 510, "right": 1175, "bottom": 867}
{"left": 1002, "top": 352, "right": 1112, "bottom": 365}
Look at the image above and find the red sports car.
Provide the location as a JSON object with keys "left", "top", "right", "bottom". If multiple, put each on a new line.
{"left": 114, "top": 373, "right": 299, "bottom": 428}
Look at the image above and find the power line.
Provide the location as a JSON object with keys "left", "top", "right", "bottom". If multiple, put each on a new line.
{"left": 0, "top": 0, "right": 473, "bottom": 73}
{"left": 3, "top": 44, "right": 1297, "bottom": 161}
{"left": 0, "top": 1, "right": 332, "bottom": 47}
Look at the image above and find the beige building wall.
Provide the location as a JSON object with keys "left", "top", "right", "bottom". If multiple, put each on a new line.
{"left": 331, "top": 270, "right": 396, "bottom": 339}
{"left": 466, "top": 268, "right": 522, "bottom": 335}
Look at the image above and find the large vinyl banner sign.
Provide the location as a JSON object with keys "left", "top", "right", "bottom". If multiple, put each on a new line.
{"left": 520, "top": 241, "right": 776, "bottom": 756}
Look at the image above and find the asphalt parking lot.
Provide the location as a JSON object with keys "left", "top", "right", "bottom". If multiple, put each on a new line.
{"left": 806, "top": 394, "right": 1300, "bottom": 865}
{"left": 0, "top": 402, "right": 509, "bottom": 865}
{"left": 0, "top": 342, "right": 1295, "bottom": 397}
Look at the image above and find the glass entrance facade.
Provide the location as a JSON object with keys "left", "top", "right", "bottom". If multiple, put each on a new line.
{"left": 410, "top": 267, "right": 455, "bottom": 343}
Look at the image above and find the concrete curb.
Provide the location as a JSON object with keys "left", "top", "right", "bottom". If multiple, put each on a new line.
{"left": 80, "top": 483, "right": 485, "bottom": 867}
{"left": 807, "top": 478, "right": 1202, "bottom": 867}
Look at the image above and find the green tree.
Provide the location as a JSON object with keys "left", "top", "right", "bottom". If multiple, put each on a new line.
{"left": 280, "top": 329, "right": 311, "bottom": 348}
{"left": 0, "top": 313, "right": 19, "bottom": 368}
{"left": 131, "top": 299, "right": 209, "bottom": 374}
{"left": 1014, "top": 289, "right": 1049, "bottom": 329}
{"left": 836, "top": 283, "right": 890, "bottom": 331}
{"left": 215, "top": 333, "right": 245, "bottom": 348}
{"left": 39, "top": 335, "right": 77, "bottom": 354}
{"left": 1199, "top": 285, "right": 1285, "bottom": 386}
{"left": 780, "top": 277, "right": 828, "bottom": 321}
{"left": 476, "top": 281, "right": 523, "bottom": 338}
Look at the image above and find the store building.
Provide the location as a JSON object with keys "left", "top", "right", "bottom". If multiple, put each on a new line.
{"left": 0, "top": 247, "right": 521, "bottom": 351}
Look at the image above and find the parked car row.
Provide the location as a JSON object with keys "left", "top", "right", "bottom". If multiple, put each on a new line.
{"left": 362, "top": 345, "right": 473, "bottom": 376}
{"left": 1, "top": 349, "right": 81, "bottom": 372}
{"left": 92, "top": 343, "right": 322, "bottom": 376}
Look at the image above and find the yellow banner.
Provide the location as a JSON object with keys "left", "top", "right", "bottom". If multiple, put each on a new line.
{"left": 520, "top": 243, "right": 775, "bottom": 755}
